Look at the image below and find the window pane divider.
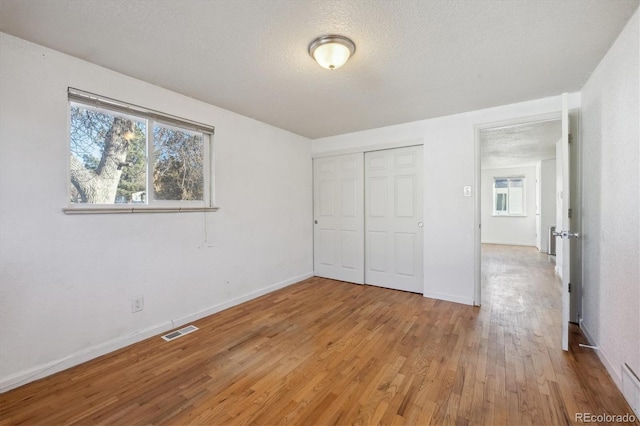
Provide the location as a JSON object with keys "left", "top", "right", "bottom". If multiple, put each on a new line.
{"left": 146, "top": 119, "right": 154, "bottom": 208}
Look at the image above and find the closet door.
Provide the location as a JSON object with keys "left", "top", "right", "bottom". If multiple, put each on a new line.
{"left": 365, "top": 146, "right": 424, "bottom": 293}
{"left": 313, "top": 154, "right": 364, "bottom": 284}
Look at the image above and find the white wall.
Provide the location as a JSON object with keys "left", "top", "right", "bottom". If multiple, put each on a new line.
{"left": 579, "top": 8, "right": 640, "bottom": 390}
{"left": 313, "top": 93, "right": 580, "bottom": 306}
{"left": 481, "top": 166, "right": 537, "bottom": 246}
{"left": 0, "top": 33, "right": 313, "bottom": 391}
{"left": 539, "top": 158, "right": 557, "bottom": 253}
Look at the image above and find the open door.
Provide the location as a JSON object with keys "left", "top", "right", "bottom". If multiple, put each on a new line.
{"left": 555, "top": 93, "right": 579, "bottom": 351}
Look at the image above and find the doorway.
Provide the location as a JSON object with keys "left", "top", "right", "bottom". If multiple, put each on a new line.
{"left": 474, "top": 109, "right": 582, "bottom": 348}
{"left": 479, "top": 119, "right": 560, "bottom": 251}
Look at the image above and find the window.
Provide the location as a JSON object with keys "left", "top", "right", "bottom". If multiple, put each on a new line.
{"left": 493, "top": 177, "right": 525, "bottom": 216}
{"left": 66, "top": 88, "right": 215, "bottom": 213}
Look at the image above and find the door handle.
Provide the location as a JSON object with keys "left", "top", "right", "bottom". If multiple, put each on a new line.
{"left": 418, "top": 222, "right": 423, "bottom": 227}
{"left": 553, "top": 230, "right": 579, "bottom": 239}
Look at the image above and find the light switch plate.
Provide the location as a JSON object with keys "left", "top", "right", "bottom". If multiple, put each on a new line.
{"left": 464, "top": 186, "right": 472, "bottom": 197}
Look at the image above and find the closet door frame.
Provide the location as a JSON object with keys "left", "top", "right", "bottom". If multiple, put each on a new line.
{"left": 312, "top": 139, "right": 424, "bottom": 294}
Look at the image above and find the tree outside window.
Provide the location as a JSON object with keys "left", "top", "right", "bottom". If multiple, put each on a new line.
{"left": 69, "top": 102, "right": 207, "bottom": 206}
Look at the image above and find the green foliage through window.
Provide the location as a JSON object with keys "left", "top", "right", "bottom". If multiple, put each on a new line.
{"left": 153, "top": 124, "right": 204, "bottom": 201}
{"left": 69, "top": 102, "right": 208, "bottom": 205}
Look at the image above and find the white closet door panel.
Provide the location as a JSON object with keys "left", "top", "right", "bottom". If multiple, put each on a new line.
{"left": 341, "top": 179, "right": 358, "bottom": 217}
{"left": 340, "top": 230, "right": 362, "bottom": 272}
{"left": 365, "top": 146, "right": 423, "bottom": 293}
{"left": 368, "top": 177, "right": 387, "bottom": 217}
{"left": 367, "top": 231, "right": 387, "bottom": 273}
{"left": 395, "top": 232, "right": 417, "bottom": 276}
{"left": 318, "top": 180, "right": 335, "bottom": 216}
{"left": 313, "top": 154, "right": 364, "bottom": 284}
{"left": 395, "top": 175, "right": 416, "bottom": 217}
{"left": 316, "top": 229, "right": 335, "bottom": 266}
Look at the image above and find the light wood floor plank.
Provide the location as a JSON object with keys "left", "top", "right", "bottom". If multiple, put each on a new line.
{"left": 0, "top": 244, "right": 637, "bottom": 425}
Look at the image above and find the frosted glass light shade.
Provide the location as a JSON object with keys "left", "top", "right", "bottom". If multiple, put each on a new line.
{"left": 309, "top": 35, "right": 355, "bottom": 70}
{"left": 312, "top": 42, "right": 351, "bottom": 70}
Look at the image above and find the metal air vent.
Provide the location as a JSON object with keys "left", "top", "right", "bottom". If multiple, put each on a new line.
{"left": 161, "top": 325, "right": 198, "bottom": 342}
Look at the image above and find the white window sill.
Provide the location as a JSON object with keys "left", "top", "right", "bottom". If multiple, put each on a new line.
{"left": 62, "top": 206, "right": 220, "bottom": 215}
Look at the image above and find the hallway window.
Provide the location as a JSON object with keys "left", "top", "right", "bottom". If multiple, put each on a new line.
{"left": 493, "top": 177, "right": 525, "bottom": 216}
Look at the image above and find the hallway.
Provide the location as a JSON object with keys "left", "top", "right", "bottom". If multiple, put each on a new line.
{"left": 481, "top": 243, "right": 635, "bottom": 424}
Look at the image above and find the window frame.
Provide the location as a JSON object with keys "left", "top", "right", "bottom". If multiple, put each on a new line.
{"left": 64, "top": 88, "right": 217, "bottom": 214}
{"left": 492, "top": 176, "right": 526, "bottom": 217}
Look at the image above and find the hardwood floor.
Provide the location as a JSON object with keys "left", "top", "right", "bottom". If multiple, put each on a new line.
{"left": 0, "top": 244, "right": 636, "bottom": 425}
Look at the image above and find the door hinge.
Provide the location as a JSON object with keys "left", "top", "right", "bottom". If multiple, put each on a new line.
{"left": 568, "top": 283, "right": 572, "bottom": 293}
{"left": 568, "top": 133, "right": 573, "bottom": 144}
{"left": 568, "top": 208, "right": 572, "bottom": 219}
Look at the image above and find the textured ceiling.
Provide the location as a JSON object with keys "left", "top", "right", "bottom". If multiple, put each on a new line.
{"left": 481, "top": 120, "right": 561, "bottom": 169}
{"left": 0, "top": 0, "right": 638, "bottom": 139}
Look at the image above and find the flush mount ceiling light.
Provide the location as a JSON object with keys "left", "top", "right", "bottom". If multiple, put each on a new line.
{"left": 308, "top": 35, "right": 356, "bottom": 70}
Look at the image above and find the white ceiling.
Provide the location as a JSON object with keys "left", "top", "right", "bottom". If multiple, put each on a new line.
{"left": 0, "top": 0, "right": 637, "bottom": 139}
{"left": 481, "top": 120, "right": 561, "bottom": 169}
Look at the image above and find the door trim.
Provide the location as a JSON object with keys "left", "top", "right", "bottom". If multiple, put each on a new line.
{"left": 312, "top": 138, "right": 424, "bottom": 159}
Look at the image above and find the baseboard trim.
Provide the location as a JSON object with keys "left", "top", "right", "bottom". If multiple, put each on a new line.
{"left": 0, "top": 271, "right": 314, "bottom": 394}
{"left": 580, "top": 319, "right": 622, "bottom": 387}
{"left": 481, "top": 240, "right": 536, "bottom": 247}
{"left": 423, "top": 291, "right": 474, "bottom": 306}
{"left": 168, "top": 272, "right": 314, "bottom": 330}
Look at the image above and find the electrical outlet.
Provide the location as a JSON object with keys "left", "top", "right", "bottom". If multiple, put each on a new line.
{"left": 131, "top": 296, "right": 144, "bottom": 313}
